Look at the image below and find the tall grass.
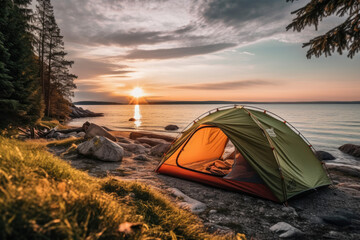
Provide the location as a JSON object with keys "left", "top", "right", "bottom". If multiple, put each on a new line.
{"left": 0, "top": 137, "right": 235, "bottom": 239}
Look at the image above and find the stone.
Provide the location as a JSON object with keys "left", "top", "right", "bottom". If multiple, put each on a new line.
{"left": 76, "top": 132, "right": 86, "bottom": 138}
{"left": 133, "top": 154, "right": 149, "bottom": 161}
{"left": 339, "top": 144, "right": 360, "bottom": 158}
{"left": 326, "top": 163, "right": 360, "bottom": 178}
{"left": 129, "top": 131, "right": 174, "bottom": 142}
{"left": 209, "top": 209, "right": 217, "bottom": 214}
{"left": 169, "top": 188, "right": 206, "bottom": 213}
{"left": 77, "top": 136, "right": 124, "bottom": 162}
{"left": 270, "top": 222, "right": 303, "bottom": 238}
{"left": 129, "top": 117, "right": 136, "bottom": 121}
{"left": 117, "top": 137, "right": 131, "bottom": 143}
{"left": 320, "top": 215, "right": 351, "bottom": 227}
{"left": 281, "top": 206, "right": 298, "bottom": 216}
{"left": 316, "top": 151, "right": 335, "bottom": 160}
{"left": 165, "top": 124, "right": 179, "bottom": 131}
{"left": 66, "top": 132, "right": 78, "bottom": 137}
{"left": 83, "top": 123, "right": 117, "bottom": 142}
{"left": 69, "top": 105, "right": 103, "bottom": 118}
{"left": 136, "top": 137, "right": 168, "bottom": 146}
{"left": 118, "top": 143, "right": 146, "bottom": 154}
{"left": 150, "top": 143, "right": 171, "bottom": 157}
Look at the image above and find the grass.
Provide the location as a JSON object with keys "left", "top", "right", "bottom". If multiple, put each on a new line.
{"left": 0, "top": 137, "right": 236, "bottom": 240}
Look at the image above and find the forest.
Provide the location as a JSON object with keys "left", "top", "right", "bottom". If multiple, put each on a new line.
{"left": 0, "top": 0, "right": 77, "bottom": 134}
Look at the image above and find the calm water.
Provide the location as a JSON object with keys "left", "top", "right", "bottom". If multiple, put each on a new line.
{"left": 70, "top": 104, "right": 360, "bottom": 166}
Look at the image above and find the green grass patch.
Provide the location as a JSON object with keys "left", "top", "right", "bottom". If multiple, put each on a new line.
{"left": 0, "top": 137, "right": 234, "bottom": 239}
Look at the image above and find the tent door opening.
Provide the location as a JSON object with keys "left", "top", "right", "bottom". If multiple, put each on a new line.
{"left": 176, "top": 125, "right": 264, "bottom": 183}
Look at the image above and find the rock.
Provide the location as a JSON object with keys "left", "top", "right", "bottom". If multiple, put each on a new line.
{"left": 150, "top": 143, "right": 171, "bottom": 157}
{"left": 323, "top": 231, "right": 347, "bottom": 239}
{"left": 281, "top": 206, "right": 298, "bottom": 216}
{"left": 316, "top": 151, "right": 335, "bottom": 160}
{"left": 129, "top": 117, "right": 136, "bottom": 121}
{"left": 326, "top": 163, "right": 360, "bottom": 178}
{"left": 209, "top": 209, "right": 217, "bottom": 214}
{"left": 141, "top": 143, "right": 152, "bottom": 148}
{"left": 66, "top": 132, "right": 78, "bottom": 137}
{"left": 339, "top": 144, "right": 360, "bottom": 158}
{"left": 76, "top": 132, "right": 86, "bottom": 138}
{"left": 169, "top": 188, "right": 206, "bottom": 213}
{"left": 118, "top": 143, "right": 146, "bottom": 154}
{"left": 320, "top": 215, "right": 351, "bottom": 227}
{"left": 270, "top": 222, "right": 303, "bottom": 238}
{"left": 77, "top": 136, "right": 124, "bottom": 162}
{"left": 69, "top": 105, "right": 103, "bottom": 118}
{"left": 117, "top": 137, "right": 131, "bottom": 143}
{"left": 123, "top": 150, "right": 132, "bottom": 157}
{"left": 83, "top": 122, "right": 117, "bottom": 142}
{"left": 136, "top": 137, "right": 168, "bottom": 146}
{"left": 165, "top": 124, "right": 179, "bottom": 131}
{"left": 133, "top": 154, "right": 149, "bottom": 161}
{"left": 129, "top": 131, "right": 175, "bottom": 142}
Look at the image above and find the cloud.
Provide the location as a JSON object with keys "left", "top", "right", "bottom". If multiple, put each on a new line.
{"left": 173, "top": 80, "right": 274, "bottom": 90}
{"left": 71, "top": 58, "right": 131, "bottom": 79}
{"left": 200, "top": 0, "right": 289, "bottom": 26}
{"left": 125, "top": 43, "right": 237, "bottom": 60}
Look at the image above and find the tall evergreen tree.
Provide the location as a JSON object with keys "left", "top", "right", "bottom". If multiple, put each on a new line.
{"left": 287, "top": 0, "right": 360, "bottom": 58}
{"left": 0, "top": 0, "right": 43, "bottom": 130}
{"left": 34, "top": 0, "right": 77, "bottom": 119}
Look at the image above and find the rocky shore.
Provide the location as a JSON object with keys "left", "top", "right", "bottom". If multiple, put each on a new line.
{"left": 69, "top": 105, "right": 104, "bottom": 118}
{"left": 47, "top": 123, "right": 360, "bottom": 239}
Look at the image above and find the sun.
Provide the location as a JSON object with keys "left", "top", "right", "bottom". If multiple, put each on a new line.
{"left": 130, "top": 87, "right": 144, "bottom": 98}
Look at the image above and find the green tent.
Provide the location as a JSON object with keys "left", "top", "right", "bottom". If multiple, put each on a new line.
{"left": 156, "top": 105, "right": 331, "bottom": 202}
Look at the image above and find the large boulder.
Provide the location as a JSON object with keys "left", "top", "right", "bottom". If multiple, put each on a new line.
{"left": 117, "top": 143, "right": 146, "bottom": 154}
{"left": 77, "top": 136, "right": 124, "bottom": 162}
{"left": 83, "top": 122, "right": 117, "bottom": 142}
{"left": 316, "top": 151, "right": 335, "bottom": 160}
{"left": 129, "top": 131, "right": 174, "bottom": 142}
{"left": 165, "top": 125, "right": 179, "bottom": 131}
{"left": 136, "top": 137, "right": 168, "bottom": 147}
{"left": 339, "top": 144, "right": 360, "bottom": 158}
{"left": 150, "top": 143, "right": 171, "bottom": 157}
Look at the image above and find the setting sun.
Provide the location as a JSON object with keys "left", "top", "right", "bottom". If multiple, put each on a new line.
{"left": 130, "top": 87, "right": 144, "bottom": 98}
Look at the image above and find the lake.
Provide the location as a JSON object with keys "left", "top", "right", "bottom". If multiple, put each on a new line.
{"left": 69, "top": 104, "right": 360, "bottom": 166}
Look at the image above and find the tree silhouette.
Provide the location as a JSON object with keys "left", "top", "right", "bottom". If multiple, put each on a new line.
{"left": 287, "top": 0, "right": 360, "bottom": 58}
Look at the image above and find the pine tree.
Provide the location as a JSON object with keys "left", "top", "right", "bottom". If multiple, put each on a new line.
{"left": 34, "top": 0, "right": 77, "bottom": 119}
{"left": 0, "top": 0, "right": 44, "bottom": 130}
{"left": 287, "top": 0, "right": 360, "bottom": 58}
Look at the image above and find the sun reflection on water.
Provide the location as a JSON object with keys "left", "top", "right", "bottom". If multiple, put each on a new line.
{"left": 134, "top": 104, "right": 141, "bottom": 128}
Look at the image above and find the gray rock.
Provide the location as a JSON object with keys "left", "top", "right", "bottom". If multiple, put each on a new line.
{"left": 77, "top": 136, "right": 124, "bottom": 162}
{"left": 76, "top": 132, "right": 86, "bottom": 138}
{"left": 84, "top": 123, "right": 117, "bottom": 142}
{"left": 339, "top": 144, "right": 360, "bottom": 158}
{"left": 281, "top": 206, "right": 298, "bottom": 216}
{"left": 133, "top": 154, "right": 149, "bottom": 161}
{"left": 270, "top": 222, "right": 303, "bottom": 238}
{"left": 118, "top": 143, "right": 146, "bottom": 154}
{"left": 123, "top": 150, "right": 132, "bottom": 157}
{"left": 136, "top": 137, "right": 168, "bottom": 146}
{"left": 209, "top": 209, "right": 217, "bottom": 214}
{"left": 169, "top": 188, "right": 206, "bottom": 213}
{"left": 66, "top": 132, "right": 78, "bottom": 137}
{"left": 150, "top": 143, "right": 171, "bottom": 157}
{"left": 316, "top": 151, "right": 335, "bottom": 160}
{"left": 320, "top": 215, "right": 351, "bottom": 227}
{"left": 165, "top": 124, "right": 179, "bottom": 131}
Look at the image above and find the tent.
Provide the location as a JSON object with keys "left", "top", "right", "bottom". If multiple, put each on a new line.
{"left": 156, "top": 105, "right": 331, "bottom": 202}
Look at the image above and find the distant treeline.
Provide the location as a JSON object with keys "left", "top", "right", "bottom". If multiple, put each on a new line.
{"left": 0, "top": 0, "right": 76, "bottom": 131}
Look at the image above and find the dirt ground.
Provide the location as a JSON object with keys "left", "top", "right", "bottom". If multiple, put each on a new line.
{"left": 49, "top": 132, "right": 360, "bottom": 240}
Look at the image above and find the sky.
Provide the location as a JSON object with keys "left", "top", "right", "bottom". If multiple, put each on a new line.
{"left": 48, "top": 0, "right": 359, "bottom": 102}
